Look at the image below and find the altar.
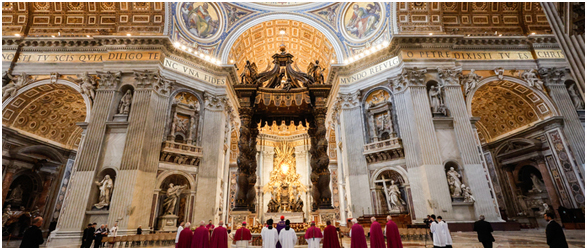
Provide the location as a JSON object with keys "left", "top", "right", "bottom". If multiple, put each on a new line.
{"left": 264, "top": 212, "right": 305, "bottom": 223}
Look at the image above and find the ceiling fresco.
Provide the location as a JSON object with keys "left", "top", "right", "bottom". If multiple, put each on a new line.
{"left": 169, "top": 2, "right": 393, "bottom": 63}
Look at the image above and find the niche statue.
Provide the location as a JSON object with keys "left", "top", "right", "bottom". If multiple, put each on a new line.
{"left": 162, "top": 183, "right": 187, "bottom": 215}
{"left": 446, "top": 167, "right": 463, "bottom": 197}
{"left": 117, "top": 90, "right": 133, "bottom": 115}
{"left": 94, "top": 175, "right": 114, "bottom": 209}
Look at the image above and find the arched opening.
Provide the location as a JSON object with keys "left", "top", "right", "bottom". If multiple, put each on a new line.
{"left": 88, "top": 168, "right": 117, "bottom": 211}
{"left": 3, "top": 172, "right": 42, "bottom": 237}
{"left": 111, "top": 84, "right": 135, "bottom": 121}
{"left": 3, "top": 83, "right": 87, "bottom": 150}
{"left": 372, "top": 170, "right": 407, "bottom": 215}
{"left": 471, "top": 80, "right": 554, "bottom": 144}
{"left": 156, "top": 174, "right": 192, "bottom": 229}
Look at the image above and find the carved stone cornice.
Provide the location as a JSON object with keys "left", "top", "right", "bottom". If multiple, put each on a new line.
{"left": 437, "top": 67, "right": 462, "bottom": 86}
{"left": 389, "top": 67, "right": 427, "bottom": 94}
{"left": 204, "top": 93, "right": 227, "bottom": 111}
{"left": 96, "top": 71, "right": 121, "bottom": 90}
{"left": 132, "top": 70, "right": 174, "bottom": 96}
{"left": 538, "top": 67, "right": 567, "bottom": 86}
{"left": 336, "top": 91, "right": 361, "bottom": 109}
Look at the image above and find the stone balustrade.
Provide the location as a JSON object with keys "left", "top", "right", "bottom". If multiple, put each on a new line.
{"left": 159, "top": 141, "right": 203, "bottom": 166}
{"left": 363, "top": 138, "right": 405, "bottom": 163}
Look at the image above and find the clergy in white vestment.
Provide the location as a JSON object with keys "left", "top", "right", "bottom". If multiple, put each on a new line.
{"left": 175, "top": 222, "right": 185, "bottom": 247}
{"left": 279, "top": 220, "right": 298, "bottom": 248}
{"left": 430, "top": 215, "right": 446, "bottom": 248}
{"left": 261, "top": 219, "right": 279, "bottom": 248}
{"left": 304, "top": 221, "right": 323, "bottom": 248}
{"left": 438, "top": 216, "right": 453, "bottom": 248}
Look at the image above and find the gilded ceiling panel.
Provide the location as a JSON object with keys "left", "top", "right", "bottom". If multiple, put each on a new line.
{"left": 471, "top": 81, "right": 553, "bottom": 142}
{"left": 2, "top": 84, "right": 86, "bottom": 149}
{"left": 228, "top": 20, "right": 336, "bottom": 82}
{"left": 1, "top": 2, "right": 165, "bottom": 37}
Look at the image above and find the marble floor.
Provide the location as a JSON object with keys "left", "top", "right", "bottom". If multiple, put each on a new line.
{"left": 3, "top": 229, "right": 584, "bottom": 248}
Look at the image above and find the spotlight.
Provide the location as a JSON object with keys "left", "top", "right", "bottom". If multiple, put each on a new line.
{"left": 14, "top": 34, "right": 20, "bottom": 37}
{"left": 498, "top": 34, "right": 502, "bottom": 37}
{"left": 343, "top": 59, "right": 349, "bottom": 64}
{"left": 188, "top": 48, "right": 193, "bottom": 52}
{"left": 331, "top": 59, "right": 335, "bottom": 63}
{"left": 205, "top": 55, "right": 210, "bottom": 60}
{"left": 174, "top": 42, "right": 181, "bottom": 47}
{"left": 531, "top": 32, "right": 536, "bottom": 35}
{"left": 86, "top": 35, "right": 91, "bottom": 38}
{"left": 126, "top": 33, "right": 131, "bottom": 37}
{"left": 370, "top": 47, "right": 376, "bottom": 53}
{"left": 230, "top": 60, "right": 234, "bottom": 63}
{"left": 429, "top": 33, "right": 433, "bottom": 36}
{"left": 51, "top": 35, "right": 55, "bottom": 38}
{"left": 181, "top": 45, "right": 187, "bottom": 50}
{"left": 279, "top": 30, "right": 285, "bottom": 35}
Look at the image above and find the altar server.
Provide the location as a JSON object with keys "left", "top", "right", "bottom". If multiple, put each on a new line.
{"left": 261, "top": 219, "right": 279, "bottom": 248}
{"left": 279, "top": 220, "right": 298, "bottom": 248}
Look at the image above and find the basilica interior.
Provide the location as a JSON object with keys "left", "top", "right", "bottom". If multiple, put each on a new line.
{"left": 1, "top": 2, "right": 585, "bottom": 248}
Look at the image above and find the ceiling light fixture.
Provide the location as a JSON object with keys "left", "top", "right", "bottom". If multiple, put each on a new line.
{"left": 230, "top": 60, "right": 234, "bottom": 63}
{"left": 174, "top": 42, "right": 180, "bottom": 47}
{"left": 14, "top": 34, "right": 20, "bottom": 37}
{"left": 126, "top": 33, "right": 131, "bottom": 37}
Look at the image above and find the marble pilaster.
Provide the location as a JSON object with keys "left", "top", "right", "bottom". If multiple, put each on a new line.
{"left": 337, "top": 91, "right": 370, "bottom": 217}
{"left": 444, "top": 84, "right": 502, "bottom": 221}
{"left": 193, "top": 94, "right": 227, "bottom": 223}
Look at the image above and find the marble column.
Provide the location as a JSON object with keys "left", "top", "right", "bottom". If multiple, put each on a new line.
{"left": 534, "top": 157, "right": 562, "bottom": 217}
{"left": 193, "top": 94, "right": 227, "bottom": 222}
{"left": 337, "top": 91, "right": 370, "bottom": 217}
{"left": 444, "top": 84, "right": 502, "bottom": 221}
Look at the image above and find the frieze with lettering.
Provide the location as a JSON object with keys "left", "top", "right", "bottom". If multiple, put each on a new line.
{"left": 401, "top": 49, "right": 563, "bottom": 61}
{"left": 2, "top": 51, "right": 161, "bottom": 63}
{"left": 163, "top": 58, "right": 227, "bottom": 85}
{"left": 340, "top": 56, "right": 400, "bottom": 85}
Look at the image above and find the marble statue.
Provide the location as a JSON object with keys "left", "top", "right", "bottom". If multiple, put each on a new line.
{"left": 462, "top": 69, "right": 482, "bottom": 96}
{"left": 30, "top": 206, "right": 41, "bottom": 217}
{"left": 307, "top": 60, "right": 325, "bottom": 84}
{"left": 117, "top": 90, "right": 133, "bottom": 115}
{"left": 521, "top": 69, "right": 545, "bottom": 90}
{"left": 77, "top": 72, "right": 97, "bottom": 101}
{"left": 3, "top": 73, "right": 34, "bottom": 101}
{"left": 429, "top": 85, "right": 447, "bottom": 116}
{"left": 568, "top": 84, "right": 585, "bottom": 110}
{"left": 94, "top": 175, "right": 114, "bottom": 209}
{"left": 171, "top": 114, "right": 179, "bottom": 136}
{"left": 529, "top": 174, "right": 544, "bottom": 193}
{"left": 162, "top": 183, "right": 187, "bottom": 215}
{"left": 494, "top": 67, "right": 505, "bottom": 80}
{"left": 6, "top": 184, "right": 23, "bottom": 204}
{"left": 385, "top": 180, "right": 405, "bottom": 211}
{"left": 462, "top": 185, "right": 475, "bottom": 203}
{"left": 446, "top": 167, "right": 463, "bottom": 197}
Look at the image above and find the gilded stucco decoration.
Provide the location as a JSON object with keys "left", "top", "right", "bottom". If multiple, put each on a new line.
{"left": 258, "top": 120, "right": 308, "bottom": 136}
{"left": 229, "top": 20, "right": 336, "bottom": 80}
{"left": 2, "top": 84, "right": 86, "bottom": 149}
{"left": 472, "top": 80, "right": 553, "bottom": 143}
{"left": 398, "top": 2, "right": 552, "bottom": 35}
{"left": 2, "top": 2, "right": 165, "bottom": 37}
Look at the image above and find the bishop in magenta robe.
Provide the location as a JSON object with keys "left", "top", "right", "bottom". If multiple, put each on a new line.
{"left": 322, "top": 221, "right": 341, "bottom": 248}
{"left": 385, "top": 216, "right": 403, "bottom": 248}
{"left": 210, "top": 221, "right": 229, "bottom": 248}
{"left": 191, "top": 221, "right": 211, "bottom": 248}
{"left": 176, "top": 223, "right": 193, "bottom": 248}
{"left": 369, "top": 217, "right": 386, "bottom": 248}
{"left": 349, "top": 219, "right": 367, "bottom": 248}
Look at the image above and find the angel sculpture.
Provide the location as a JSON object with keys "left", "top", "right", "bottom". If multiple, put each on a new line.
{"left": 68, "top": 72, "right": 97, "bottom": 101}
{"left": 462, "top": 69, "right": 482, "bottom": 96}
{"left": 240, "top": 60, "right": 258, "bottom": 85}
{"left": 521, "top": 69, "right": 545, "bottom": 90}
{"left": 2, "top": 72, "right": 36, "bottom": 101}
{"left": 307, "top": 60, "right": 325, "bottom": 84}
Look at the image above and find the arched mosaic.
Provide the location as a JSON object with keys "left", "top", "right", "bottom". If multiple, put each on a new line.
{"left": 176, "top": 2, "right": 223, "bottom": 41}
{"left": 342, "top": 2, "right": 384, "bottom": 41}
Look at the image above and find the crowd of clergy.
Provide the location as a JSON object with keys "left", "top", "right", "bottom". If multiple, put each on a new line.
{"left": 174, "top": 215, "right": 404, "bottom": 248}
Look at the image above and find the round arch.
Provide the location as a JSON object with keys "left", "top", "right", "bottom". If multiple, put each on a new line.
{"left": 155, "top": 170, "right": 197, "bottom": 192}
{"left": 9, "top": 145, "right": 66, "bottom": 164}
{"left": 2, "top": 78, "right": 92, "bottom": 122}
{"left": 361, "top": 86, "right": 393, "bottom": 105}
{"left": 219, "top": 13, "right": 345, "bottom": 63}
{"left": 466, "top": 75, "right": 559, "bottom": 117}
{"left": 369, "top": 165, "right": 409, "bottom": 189}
